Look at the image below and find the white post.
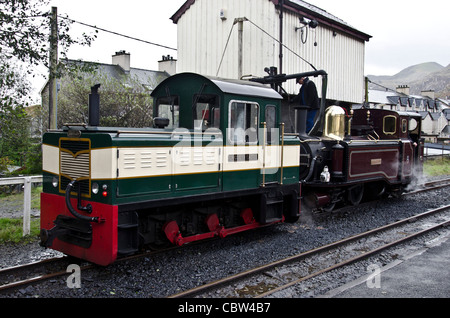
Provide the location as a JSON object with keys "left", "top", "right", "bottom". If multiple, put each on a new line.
{"left": 23, "top": 177, "right": 32, "bottom": 236}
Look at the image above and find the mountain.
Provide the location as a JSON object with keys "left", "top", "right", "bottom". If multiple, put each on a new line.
{"left": 367, "top": 62, "right": 450, "bottom": 99}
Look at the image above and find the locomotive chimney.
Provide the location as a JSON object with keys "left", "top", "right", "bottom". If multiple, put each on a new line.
{"left": 89, "top": 84, "right": 101, "bottom": 126}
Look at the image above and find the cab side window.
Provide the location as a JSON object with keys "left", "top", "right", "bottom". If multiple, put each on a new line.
{"left": 383, "top": 115, "right": 396, "bottom": 135}
{"left": 193, "top": 95, "right": 220, "bottom": 131}
{"left": 265, "top": 105, "right": 277, "bottom": 144}
{"left": 228, "top": 101, "right": 259, "bottom": 145}
{"left": 156, "top": 96, "right": 179, "bottom": 129}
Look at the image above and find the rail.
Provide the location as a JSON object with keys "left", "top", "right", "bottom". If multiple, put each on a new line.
{"left": 0, "top": 176, "right": 43, "bottom": 236}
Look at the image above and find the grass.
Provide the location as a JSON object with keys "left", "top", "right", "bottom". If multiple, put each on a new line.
{"left": 0, "top": 186, "right": 42, "bottom": 209}
{"left": 0, "top": 218, "right": 40, "bottom": 243}
{"left": 0, "top": 186, "right": 42, "bottom": 244}
{"left": 423, "top": 157, "right": 450, "bottom": 177}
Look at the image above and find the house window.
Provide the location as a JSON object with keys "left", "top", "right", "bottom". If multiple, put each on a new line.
{"left": 228, "top": 101, "right": 259, "bottom": 145}
{"left": 383, "top": 115, "right": 396, "bottom": 135}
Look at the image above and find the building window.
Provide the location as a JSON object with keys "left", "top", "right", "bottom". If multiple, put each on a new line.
{"left": 228, "top": 101, "right": 259, "bottom": 145}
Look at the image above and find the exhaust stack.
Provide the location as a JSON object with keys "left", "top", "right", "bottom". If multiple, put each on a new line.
{"left": 89, "top": 84, "right": 101, "bottom": 126}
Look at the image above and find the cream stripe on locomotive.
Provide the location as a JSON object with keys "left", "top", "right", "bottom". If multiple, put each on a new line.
{"left": 43, "top": 143, "right": 300, "bottom": 180}
{"left": 42, "top": 144, "right": 60, "bottom": 175}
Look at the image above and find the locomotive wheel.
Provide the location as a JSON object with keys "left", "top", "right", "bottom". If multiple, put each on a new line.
{"left": 322, "top": 202, "right": 336, "bottom": 212}
{"left": 347, "top": 184, "right": 364, "bottom": 206}
{"left": 364, "top": 182, "right": 387, "bottom": 201}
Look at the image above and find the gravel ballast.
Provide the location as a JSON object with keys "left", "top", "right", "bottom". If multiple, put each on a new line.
{"left": 1, "top": 179, "right": 449, "bottom": 298}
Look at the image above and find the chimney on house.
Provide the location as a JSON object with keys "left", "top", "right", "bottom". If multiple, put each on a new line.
{"left": 112, "top": 50, "right": 130, "bottom": 72}
{"left": 158, "top": 55, "right": 177, "bottom": 75}
{"left": 396, "top": 85, "right": 410, "bottom": 96}
{"left": 421, "top": 89, "right": 435, "bottom": 100}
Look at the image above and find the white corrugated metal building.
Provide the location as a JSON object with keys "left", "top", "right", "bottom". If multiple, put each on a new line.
{"left": 171, "top": 0, "right": 371, "bottom": 105}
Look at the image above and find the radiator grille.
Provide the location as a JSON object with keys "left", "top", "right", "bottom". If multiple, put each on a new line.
{"left": 59, "top": 138, "right": 91, "bottom": 196}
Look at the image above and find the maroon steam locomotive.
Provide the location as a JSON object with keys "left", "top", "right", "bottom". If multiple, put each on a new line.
{"left": 254, "top": 68, "right": 424, "bottom": 212}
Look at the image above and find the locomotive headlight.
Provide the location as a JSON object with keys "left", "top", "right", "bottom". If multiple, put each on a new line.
{"left": 92, "top": 182, "right": 99, "bottom": 194}
{"left": 52, "top": 177, "right": 58, "bottom": 188}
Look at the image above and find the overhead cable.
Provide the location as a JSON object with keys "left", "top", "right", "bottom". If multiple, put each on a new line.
{"left": 58, "top": 15, "right": 177, "bottom": 51}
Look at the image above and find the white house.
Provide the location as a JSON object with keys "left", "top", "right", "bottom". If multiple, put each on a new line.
{"left": 171, "top": 0, "right": 371, "bottom": 105}
{"left": 367, "top": 86, "right": 448, "bottom": 142}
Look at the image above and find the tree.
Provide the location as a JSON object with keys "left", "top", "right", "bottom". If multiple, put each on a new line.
{"left": 0, "top": 56, "right": 31, "bottom": 168}
{"left": 0, "top": 0, "right": 96, "bottom": 173}
{"left": 57, "top": 66, "right": 157, "bottom": 128}
{"left": 0, "top": 0, "right": 97, "bottom": 121}
{"left": 0, "top": 0, "right": 96, "bottom": 69}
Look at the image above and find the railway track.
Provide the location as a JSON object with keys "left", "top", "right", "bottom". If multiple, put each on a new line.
{"left": 308, "top": 176, "right": 450, "bottom": 218}
{"left": 406, "top": 177, "right": 450, "bottom": 195}
{"left": 1, "top": 177, "right": 449, "bottom": 296}
{"left": 0, "top": 256, "right": 73, "bottom": 294}
{"left": 0, "top": 243, "right": 180, "bottom": 294}
{"left": 169, "top": 203, "right": 450, "bottom": 298}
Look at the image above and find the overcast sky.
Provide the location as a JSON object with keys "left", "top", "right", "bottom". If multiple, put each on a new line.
{"left": 38, "top": 0, "right": 448, "bottom": 98}
{"left": 312, "top": 0, "right": 449, "bottom": 75}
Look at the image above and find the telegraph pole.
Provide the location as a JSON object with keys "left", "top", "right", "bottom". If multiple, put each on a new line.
{"left": 48, "top": 6, "right": 58, "bottom": 130}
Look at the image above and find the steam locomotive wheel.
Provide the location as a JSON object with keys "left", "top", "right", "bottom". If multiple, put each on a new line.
{"left": 347, "top": 184, "right": 364, "bottom": 206}
{"left": 322, "top": 202, "right": 336, "bottom": 212}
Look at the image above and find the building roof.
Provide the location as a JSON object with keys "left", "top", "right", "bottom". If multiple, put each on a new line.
{"left": 368, "top": 88, "right": 445, "bottom": 111}
{"left": 442, "top": 125, "right": 450, "bottom": 134}
{"left": 171, "top": 0, "right": 371, "bottom": 42}
{"left": 66, "top": 59, "right": 170, "bottom": 91}
{"left": 281, "top": 0, "right": 371, "bottom": 41}
{"left": 368, "top": 90, "right": 399, "bottom": 105}
{"left": 430, "top": 112, "right": 442, "bottom": 120}
{"left": 418, "top": 111, "right": 431, "bottom": 119}
{"left": 443, "top": 109, "right": 450, "bottom": 120}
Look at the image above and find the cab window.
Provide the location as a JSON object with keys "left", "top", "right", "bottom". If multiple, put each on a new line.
{"left": 402, "top": 119, "right": 407, "bottom": 134}
{"left": 265, "top": 105, "right": 277, "bottom": 144}
{"left": 156, "top": 96, "right": 179, "bottom": 129}
{"left": 193, "top": 95, "right": 220, "bottom": 131}
{"left": 228, "top": 101, "right": 259, "bottom": 145}
{"left": 383, "top": 115, "right": 396, "bottom": 135}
